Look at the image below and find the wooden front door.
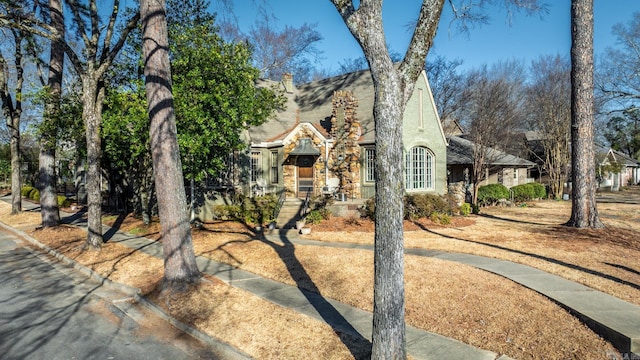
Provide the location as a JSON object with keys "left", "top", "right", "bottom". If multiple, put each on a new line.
{"left": 297, "top": 156, "right": 314, "bottom": 197}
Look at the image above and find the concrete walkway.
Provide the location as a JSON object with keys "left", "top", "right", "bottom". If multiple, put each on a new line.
{"left": 82, "top": 225, "right": 505, "bottom": 359}
{"left": 5, "top": 197, "right": 639, "bottom": 358}
{"left": 286, "top": 236, "right": 640, "bottom": 357}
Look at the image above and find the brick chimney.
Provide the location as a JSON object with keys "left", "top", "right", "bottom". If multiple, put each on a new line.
{"left": 282, "top": 73, "right": 294, "bottom": 93}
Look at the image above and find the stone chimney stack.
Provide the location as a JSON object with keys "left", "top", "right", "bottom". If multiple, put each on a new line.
{"left": 282, "top": 73, "right": 294, "bottom": 93}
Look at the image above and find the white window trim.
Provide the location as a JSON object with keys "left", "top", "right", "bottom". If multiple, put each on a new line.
{"left": 365, "top": 148, "right": 376, "bottom": 182}
{"left": 405, "top": 146, "right": 434, "bottom": 191}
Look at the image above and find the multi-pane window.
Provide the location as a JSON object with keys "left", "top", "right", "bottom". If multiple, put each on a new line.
{"left": 365, "top": 148, "right": 376, "bottom": 182}
{"left": 405, "top": 146, "right": 433, "bottom": 190}
{"left": 250, "top": 151, "right": 261, "bottom": 182}
{"left": 270, "top": 151, "right": 278, "bottom": 184}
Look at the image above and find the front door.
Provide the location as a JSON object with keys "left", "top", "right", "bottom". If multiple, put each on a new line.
{"left": 297, "top": 156, "right": 314, "bottom": 197}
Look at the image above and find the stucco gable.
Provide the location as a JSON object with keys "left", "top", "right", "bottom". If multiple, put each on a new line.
{"left": 249, "top": 68, "right": 446, "bottom": 149}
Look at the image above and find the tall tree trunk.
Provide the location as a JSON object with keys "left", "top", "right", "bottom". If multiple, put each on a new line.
{"left": 83, "top": 73, "right": 104, "bottom": 249}
{"left": 371, "top": 65, "right": 406, "bottom": 359}
{"left": 330, "top": 1, "right": 445, "bottom": 357}
{"left": 141, "top": 0, "right": 200, "bottom": 288}
{"left": 567, "top": 0, "right": 604, "bottom": 228}
{"left": 39, "top": 0, "right": 64, "bottom": 228}
{"left": 1, "top": 48, "right": 23, "bottom": 215}
{"left": 9, "top": 111, "right": 21, "bottom": 214}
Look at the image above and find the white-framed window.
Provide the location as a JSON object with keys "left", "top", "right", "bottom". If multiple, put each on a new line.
{"left": 365, "top": 148, "right": 376, "bottom": 182}
{"left": 270, "top": 151, "right": 278, "bottom": 184}
{"left": 405, "top": 146, "right": 434, "bottom": 190}
{"left": 250, "top": 151, "right": 261, "bottom": 182}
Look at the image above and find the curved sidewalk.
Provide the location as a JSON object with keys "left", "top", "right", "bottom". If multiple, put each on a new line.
{"left": 5, "top": 196, "right": 639, "bottom": 358}
{"left": 4, "top": 197, "right": 505, "bottom": 360}
{"left": 283, "top": 235, "right": 640, "bottom": 357}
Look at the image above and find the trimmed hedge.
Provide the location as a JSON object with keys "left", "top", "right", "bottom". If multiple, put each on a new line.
{"left": 477, "top": 184, "right": 510, "bottom": 206}
{"left": 21, "top": 186, "right": 35, "bottom": 197}
{"left": 30, "top": 189, "right": 40, "bottom": 202}
{"left": 57, "top": 195, "right": 71, "bottom": 207}
{"left": 404, "top": 193, "right": 451, "bottom": 220}
{"left": 510, "top": 183, "right": 546, "bottom": 202}
{"left": 361, "top": 193, "right": 453, "bottom": 221}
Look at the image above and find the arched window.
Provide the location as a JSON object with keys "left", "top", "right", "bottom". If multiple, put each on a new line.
{"left": 405, "top": 146, "right": 433, "bottom": 190}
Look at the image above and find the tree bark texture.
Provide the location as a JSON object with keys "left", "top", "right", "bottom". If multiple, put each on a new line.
{"left": 0, "top": 40, "right": 23, "bottom": 215}
{"left": 141, "top": 0, "right": 200, "bottom": 286}
{"left": 9, "top": 111, "right": 21, "bottom": 215}
{"left": 39, "top": 0, "right": 64, "bottom": 228}
{"left": 330, "top": 1, "right": 444, "bottom": 358}
{"left": 568, "top": 0, "right": 604, "bottom": 228}
{"left": 82, "top": 72, "right": 105, "bottom": 249}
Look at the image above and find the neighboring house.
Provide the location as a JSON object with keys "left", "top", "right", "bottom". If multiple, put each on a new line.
{"left": 245, "top": 69, "right": 448, "bottom": 200}
{"left": 441, "top": 117, "right": 465, "bottom": 137}
{"left": 446, "top": 135, "right": 536, "bottom": 189}
{"left": 596, "top": 145, "right": 640, "bottom": 190}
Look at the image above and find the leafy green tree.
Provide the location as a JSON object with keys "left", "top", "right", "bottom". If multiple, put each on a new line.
{"left": 102, "top": 84, "right": 153, "bottom": 222}
{"left": 103, "top": 0, "right": 284, "bottom": 215}
{"left": 169, "top": 17, "right": 284, "bottom": 182}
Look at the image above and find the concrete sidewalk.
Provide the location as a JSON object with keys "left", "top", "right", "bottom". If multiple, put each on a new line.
{"left": 5, "top": 198, "right": 504, "bottom": 359}
{"left": 6, "top": 196, "right": 640, "bottom": 358}
{"left": 85, "top": 224, "right": 505, "bottom": 359}
{"left": 287, "top": 236, "right": 640, "bottom": 357}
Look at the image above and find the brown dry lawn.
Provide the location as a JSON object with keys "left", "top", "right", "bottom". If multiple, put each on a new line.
{"left": 3, "top": 188, "right": 640, "bottom": 359}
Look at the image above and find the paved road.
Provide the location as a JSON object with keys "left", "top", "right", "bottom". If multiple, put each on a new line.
{"left": 0, "top": 229, "right": 221, "bottom": 360}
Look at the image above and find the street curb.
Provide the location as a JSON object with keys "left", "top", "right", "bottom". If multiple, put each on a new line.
{"left": 0, "top": 220, "right": 252, "bottom": 360}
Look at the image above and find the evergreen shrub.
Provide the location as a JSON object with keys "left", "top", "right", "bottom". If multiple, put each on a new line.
{"left": 477, "top": 184, "right": 510, "bottom": 206}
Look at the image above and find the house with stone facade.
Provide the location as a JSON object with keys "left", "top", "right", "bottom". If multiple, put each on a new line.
{"left": 243, "top": 69, "right": 448, "bottom": 201}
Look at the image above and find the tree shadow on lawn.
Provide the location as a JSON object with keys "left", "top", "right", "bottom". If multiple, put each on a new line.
{"left": 214, "top": 225, "right": 372, "bottom": 359}
{"left": 477, "top": 213, "right": 551, "bottom": 226}
{"left": 263, "top": 230, "right": 372, "bottom": 358}
{"left": 410, "top": 220, "right": 640, "bottom": 291}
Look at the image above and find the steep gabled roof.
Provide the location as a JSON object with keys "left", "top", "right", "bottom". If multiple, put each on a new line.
{"left": 447, "top": 136, "right": 536, "bottom": 167}
{"left": 249, "top": 78, "right": 300, "bottom": 144}
{"left": 611, "top": 149, "right": 640, "bottom": 167}
{"left": 249, "top": 69, "right": 378, "bottom": 144}
{"left": 295, "top": 69, "right": 376, "bottom": 142}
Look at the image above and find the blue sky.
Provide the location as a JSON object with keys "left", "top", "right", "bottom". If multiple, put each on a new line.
{"left": 227, "top": 1, "right": 640, "bottom": 73}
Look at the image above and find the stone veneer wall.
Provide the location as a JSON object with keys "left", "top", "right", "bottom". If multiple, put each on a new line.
{"left": 282, "top": 126, "right": 328, "bottom": 197}
{"left": 329, "top": 90, "right": 361, "bottom": 199}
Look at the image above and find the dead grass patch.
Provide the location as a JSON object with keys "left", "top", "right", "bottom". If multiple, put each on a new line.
{"left": 0, "top": 196, "right": 631, "bottom": 359}
{"left": 0, "top": 203, "right": 369, "bottom": 359}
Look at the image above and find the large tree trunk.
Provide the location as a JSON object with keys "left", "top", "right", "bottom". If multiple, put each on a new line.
{"left": 1, "top": 48, "right": 23, "bottom": 215}
{"left": 141, "top": 0, "right": 200, "bottom": 288}
{"left": 371, "top": 65, "right": 406, "bottom": 359}
{"left": 330, "top": 1, "right": 445, "bottom": 357}
{"left": 82, "top": 73, "right": 104, "bottom": 249}
{"left": 9, "top": 112, "right": 21, "bottom": 214}
{"left": 567, "top": 0, "right": 604, "bottom": 228}
{"left": 39, "top": 0, "right": 64, "bottom": 228}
